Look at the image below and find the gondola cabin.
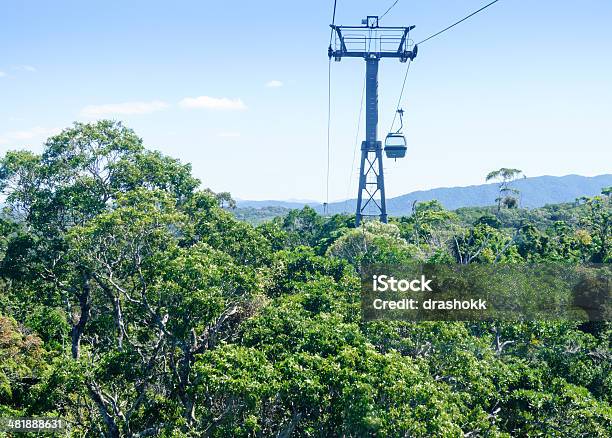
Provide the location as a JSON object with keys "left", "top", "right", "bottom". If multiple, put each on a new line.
{"left": 384, "top": 133, "right": 407, "bottom": 159}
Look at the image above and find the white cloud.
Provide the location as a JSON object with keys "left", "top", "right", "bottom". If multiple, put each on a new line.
{"left": 217, "top": 132, "right": 241, "bottom": 138}
{"left": 80, "top": 100, "right": 169, "bottom": 118}
{"left": 179, "top": 96, "right": 247, "bottom": 110}
{"left": 13, "top": 65, "right": 36, "bottom": 72}
{"left": 0, "top": 126, "right": 61, "bottom": 146}
{"left": 265, "top": 80, "right": 283, "bottom": 88}
{"left": 0, "top": 71, "right": 6, "bottom": 78}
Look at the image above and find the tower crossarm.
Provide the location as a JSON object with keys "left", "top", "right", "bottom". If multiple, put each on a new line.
{"left": 329, "top": 23, "right": 417, "bottom": 62}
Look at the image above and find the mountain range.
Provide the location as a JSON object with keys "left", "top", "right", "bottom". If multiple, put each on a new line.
{"left": 236, "top": 174, "right": 612, "bottom": 216}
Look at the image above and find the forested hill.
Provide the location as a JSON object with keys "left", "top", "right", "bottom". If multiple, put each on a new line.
{"left": 237, "top": 174, "right": 612, "bottom": 215}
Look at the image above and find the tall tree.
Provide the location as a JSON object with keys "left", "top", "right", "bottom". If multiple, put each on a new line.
{"left": 486, "top": 168, "right": 524, "bottom": 211}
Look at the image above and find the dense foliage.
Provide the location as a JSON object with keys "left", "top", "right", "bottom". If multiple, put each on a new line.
{"left": 0, "top": 122, "right": 610, "bottom": 437}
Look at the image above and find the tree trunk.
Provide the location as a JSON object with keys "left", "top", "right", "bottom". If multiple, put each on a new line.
{"left": 71, "top": 272, "right": 92, "bottom": 359}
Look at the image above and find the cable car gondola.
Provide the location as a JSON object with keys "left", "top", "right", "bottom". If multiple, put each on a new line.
{"left": 384, "top": 109, "right": 407, "bottom": 160}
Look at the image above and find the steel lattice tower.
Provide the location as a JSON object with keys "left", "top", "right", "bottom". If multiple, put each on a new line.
{"left": 329, "top": 16, "right": 417, "bottom": 226}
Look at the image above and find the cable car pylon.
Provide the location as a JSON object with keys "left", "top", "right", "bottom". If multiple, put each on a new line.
{"left": 329, "top": 16, "right": 417, "bottom": 226}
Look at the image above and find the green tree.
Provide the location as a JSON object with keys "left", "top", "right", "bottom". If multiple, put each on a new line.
{"left": 327, "top": 221, "right": 421, "bottom": 268}
{"left": 577, "top": 190, "right": 611, "bottom": 262}
{"left": 0, "top": 315, "right": 45, "bottom": 416}
{"left": 486, "top": 168, "right": 524, "bottom": 212}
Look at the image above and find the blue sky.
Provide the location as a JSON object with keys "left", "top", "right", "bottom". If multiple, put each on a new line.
{"left": 1, "top": 0, "right": 611, "bottom": 201}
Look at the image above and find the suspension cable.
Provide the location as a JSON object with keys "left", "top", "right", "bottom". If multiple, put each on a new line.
{"left": 416, "top": 0, "right": 501, "bottom": 45}
{"left": 328, "top": 0, "right": 338, "bottom": 45}
{"left": 325, "top": 0, "right": 338, "bottom": 214}
{"left": 380, "top": 0, "right": 400, "bottom": 20}
{"left": 389, "top": 59, "right": 412, "bottom": 133}
{"left": 387, "top": 0, "right": 501, "bottom": 132}
{"left": 326, "top": 59, "right": 332, "bottom": 214}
